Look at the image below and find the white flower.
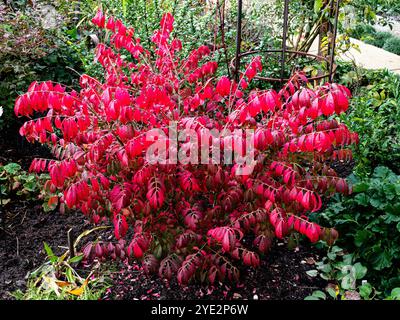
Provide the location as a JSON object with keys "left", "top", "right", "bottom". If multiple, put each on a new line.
{"left": 0, "top": 106, "right": 3, "bottom": 118}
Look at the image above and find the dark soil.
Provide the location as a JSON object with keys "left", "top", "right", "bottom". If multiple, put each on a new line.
{"left": 330, "top": 159, "right": 356, "bottom": 178}
{"left": 0, "top": 202, "right": 91, "bottom": 299}
{"left": 0, "top": 125, "right": 51, "bottom": 170}
{"left": 107, "top": 243, "right": 327, "bottom": 300}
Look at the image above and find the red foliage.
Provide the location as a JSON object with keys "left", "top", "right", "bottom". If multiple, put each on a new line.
{"left": 15, "top": 12, "right": 358, "bottom": 285}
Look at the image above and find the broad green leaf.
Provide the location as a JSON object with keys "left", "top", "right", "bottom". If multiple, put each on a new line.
{"left": 353, "top": 263, "right": 367, "bottom": 280}
{"left": 326, "top": 287, "right": 337, "bottom": 298}
{"left": 3, "top": 163, "right": 21, "bottom": 174}
{"left": 306, "top": 270, "right": 318, "bottom": 277}
{"left": 341, "top": 274, "right": 355, "bottom": 290}
{"left": 304, "top": 295, "right": 320, "bottom": 300}
{"left": 359, "top": 283, "right": 372, "bottom": 299}
{"left": 327, "top": 252, "right": 337, "bottom": 260}
{"left": 352, "top": 182, "right": 369, "bottom": 193}
{"left": 390, "top": 288, "right": 400, "bottom": 299}
{"left": 312, "top": 290, "right": 326, "bottom": 300}
{"left": 354, "top": 230, "right": 372, "bottom": 247}
{"left": 372, "top": 250, "right": 392, "bottom": 270}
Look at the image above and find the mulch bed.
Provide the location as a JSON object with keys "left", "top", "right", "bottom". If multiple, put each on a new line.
{"left": 0, "top": 203, "right": 90, "bottom": 299}
{"left": 0, "top": 202, "right": 327, "bottom": 300}
{"left": 107, "top": 243, "right": 326, "bottom": 300}
{"left": 0, "top": 201, "right": 327, "bottom": 300}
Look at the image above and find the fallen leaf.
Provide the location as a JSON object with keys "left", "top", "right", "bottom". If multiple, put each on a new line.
{"left": 67, "top": 279, "right": 88, "bottom": 296}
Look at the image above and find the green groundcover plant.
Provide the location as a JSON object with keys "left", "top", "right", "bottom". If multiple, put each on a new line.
{"left": 338, "top": 68, "right": 400, "bottom": 175}
{"left": 319, "top": 166, "right": 400, "bottom": 293}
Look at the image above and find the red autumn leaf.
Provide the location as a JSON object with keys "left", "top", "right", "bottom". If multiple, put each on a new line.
{"left": 113, "top": 213, "right": 128, "bottom": 240}
{"left": 216, "top": 76, "right": 231, "bottom": 97}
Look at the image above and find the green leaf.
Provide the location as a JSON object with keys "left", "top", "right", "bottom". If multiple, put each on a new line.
{"left": 352, "top": 182, "right": 369, "bottom": 193}
{"left": 354, "top": 193, "right": 369, "bottom": 206}
{"left": 43, "top": 242, "right": 57, "bottom": 263}
{"left": 390, "top": 288, "right": 400, "bottom": 299}
{"left": 327, "top": 252, "right": 337, "bottom": 260}
{"left": 359, "top": 283, "right": 372, "bottom": 299}
{"left": 69, "top": 254, "right": 83, "bottom": 264}
{"left": 304, "top": 295, "right": 320, "bottom": 300}
{"left": 312, "top": 290, "right": 326, "bottom": 300}
{"left": 341, "top": 274, "right": 355, "bottom": 290}
{"left": 3, "top": 163, "right": 21, "bottom": 174}
{"left": 354, "top": 230, "right": 372, "bottom": 247}
{"left": 314, "top": 0, "right": 323, "bottom": 14}
{"left": 374, "top": 166, "right": 391, "bottom": 179}
{"left": 372, "top": 250, "right": 392, "bottom": 270}
{"left": 306, "top": 270, "right": 318, "bottom": 277}
{"left": 353, "top": 263, "right": 368, "bottom": 280}
{"left": 326, "top": 287, "right": 337, "bottom": 298}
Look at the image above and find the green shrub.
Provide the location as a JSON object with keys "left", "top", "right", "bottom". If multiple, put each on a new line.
{"left": 0, "top": 3, "right": 81, "bottom": 131}
{"left": 349, "top": 23, "right": 376, "bottom": 40}
{"left": 339, "top": 69, "right": 400, "bottom": 175}
{"left": 305, "top": 246, "right": 374, "bottom": 300}
{"left": 318, "top": 166, "right": 400, "bottom": 294}
{"left": 383, "top": 36, "right": 400, "bottom": 55}
{"left": 365, "top": 31, "right": 392, "bottom": 48}
{"left": 0, "top": 162, "right": 57, "bottom": 211}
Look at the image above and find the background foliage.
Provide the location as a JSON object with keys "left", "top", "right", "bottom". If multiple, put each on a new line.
{"left": 319, "top": 166, "right": 400, "bottom": 293}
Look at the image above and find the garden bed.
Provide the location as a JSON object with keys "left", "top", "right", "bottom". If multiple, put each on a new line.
{"left": 0, "top": 124, "right": 341, "bottom": 300}
{"left": 0, "top": 202, "right": 327, "bottom": 300}
{"left": 108, "top": 242, "right": 326, "bottom": 300}
{"left": 0, "top": 203, "right": 88, "bottom": 299}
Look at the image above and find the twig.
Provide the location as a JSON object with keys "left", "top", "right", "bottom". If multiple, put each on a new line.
{"left": 16, "top": 237, "right": 20, "bottom": 257}
{"left": 68, "top": 228, "right": 75, "bottom": 258}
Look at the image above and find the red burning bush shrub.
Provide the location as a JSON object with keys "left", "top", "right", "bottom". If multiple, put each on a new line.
{"left": 15, "top": 11, "right": 357, "bottom": 284}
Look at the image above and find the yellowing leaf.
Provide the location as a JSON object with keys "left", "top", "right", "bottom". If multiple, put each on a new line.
{"left": 67, "top": 279, "right": 88, "bottom": 296}
{"left": 55, "top": 280, "right": 72, "bottom": 288}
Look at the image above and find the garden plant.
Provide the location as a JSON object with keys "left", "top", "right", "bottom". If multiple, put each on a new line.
{"left": 1, "top": 0, "right": 400, "bottom": 304}
{"left": 14, "top": 11, "right": 357, "bottom": 284}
